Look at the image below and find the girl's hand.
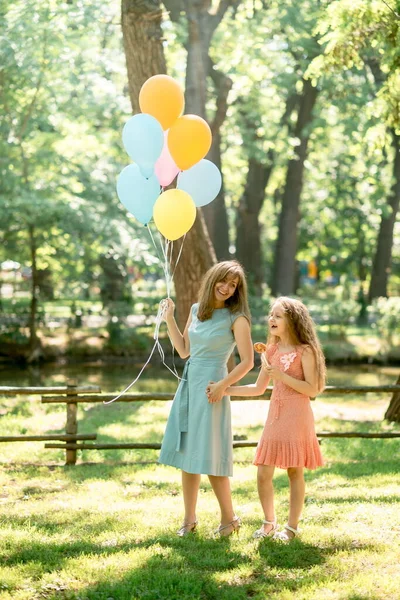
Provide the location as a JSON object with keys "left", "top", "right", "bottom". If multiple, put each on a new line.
{"left": 261, "top": 354, "right": 284, "bottom": 381}
{"left": 206, "top": 380, "right": 226, "bottom": 403}
{"left": 160, "top": 298, "right": 175, "bottom": 322}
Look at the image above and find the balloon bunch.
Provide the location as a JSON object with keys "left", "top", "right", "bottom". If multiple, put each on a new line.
{"left": 116, "top": 75, "right": 222, "bottom": 241}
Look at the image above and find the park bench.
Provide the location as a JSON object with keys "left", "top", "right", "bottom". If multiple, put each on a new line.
{"left": 39, "top": 385, "right": 400, "bottom": 465}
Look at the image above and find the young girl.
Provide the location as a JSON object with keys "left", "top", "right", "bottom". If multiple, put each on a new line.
{"left": 218, "top": 296, "right": 325, "bottom": 541}
{"left": 158, "top": 261, "right": 254, "bottom": 537}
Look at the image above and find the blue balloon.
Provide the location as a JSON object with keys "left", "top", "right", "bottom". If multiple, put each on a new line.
{"left": 122, "top": 114, "right": 164, "bottom": 178}
{"left": 117, "top": 164, "right": 160, "bottom": 225}
{"left": 177, "top": 159, "right": 222, "bottom": 207}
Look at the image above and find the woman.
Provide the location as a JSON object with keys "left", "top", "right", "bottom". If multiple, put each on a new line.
{"left": 158, "top": 261, "right": 253, "bottom": 537}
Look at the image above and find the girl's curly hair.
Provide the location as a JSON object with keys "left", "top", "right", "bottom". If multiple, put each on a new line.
{"left": 268, "top": 296, "right": 326, "bottom": 393}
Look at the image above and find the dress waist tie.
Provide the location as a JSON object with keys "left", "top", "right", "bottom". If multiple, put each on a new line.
{"left": 176, "top": 360, "right": 190, "bottom": 452}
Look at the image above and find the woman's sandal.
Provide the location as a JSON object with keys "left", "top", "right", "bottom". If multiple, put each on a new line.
{"left": 253, "top": 519, "right": 278, "bottom": 539}
{"left": 273, "top": 523, "right": 299, "bottom": 542}
{"left": 214, "top": 515, "right": 241, "bottom": 537}
{"left": 177, "top": 520, "right": 198, "bottom": 537}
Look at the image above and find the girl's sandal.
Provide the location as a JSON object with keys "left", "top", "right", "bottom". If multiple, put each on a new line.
{"left": 273, "top": 524, "right": 299, "bottom": 542}
{"left": 253, "top": 519, "right": 278, "bottom": 539}
{"left": 177, "top": 520, "right": 198, "bottom": 537}
{"left": 214, "top": 516, "right": 241, "bottom": 538}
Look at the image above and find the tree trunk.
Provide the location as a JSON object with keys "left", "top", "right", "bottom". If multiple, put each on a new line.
{"left": 385, "top": 373, "right": 400, "bottom": 422}
{"left": 202, "top": 132, "right": 230, "bottom": 260}
{"left": 27, "top": 224, "right": 42, "bottom": 362}
{"left": 368, "top": 130, "right": 400, "bottom": 302}
{"left": 271, "top": 79, "right": 319, "bottom": 296}
{"left": 236, "top": 156, "right": 273, "bottom": 294}
{"left": 202, "top": 59, "right": 232, "bottom": 260}
{"left": 169, "top": 1, "right": 218, "bottom": 328}
{"left": 164, "top": 3, "right": 237, "bottom": 263}
{"left": 121, "top": 0, "right": 216, "bottom": 329}
{"left": 170, "top": 212, "right": 216, "bottom": 326}
{"left": 235, "top": 92, "right": 298, "bottom": 293}
{"left": 121, "top": 0, "right": 167, "bottom": 114}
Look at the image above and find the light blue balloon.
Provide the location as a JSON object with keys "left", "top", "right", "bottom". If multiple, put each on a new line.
{"left": 122, "top": 114, "right": 164, "bottom": 178}
{"left": 117, "top": 164, "right": 160, "bottom": 225}
{"left": 177, "top": 159, "right": 222, "bottom": 207}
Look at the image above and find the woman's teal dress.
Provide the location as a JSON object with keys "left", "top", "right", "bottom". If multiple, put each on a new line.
{"left": 158, "top": 303, "right": 243, "bottom": 477}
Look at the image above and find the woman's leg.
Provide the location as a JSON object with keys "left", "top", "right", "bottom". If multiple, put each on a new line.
{"left": 287, "top": 466, "right": 305, "bottom": 534}
{"left": 208, "top": 475, "right": 235, "bottom": 526}
{"left": 182, "top": 470, "right": 201, "bottom": 524}
{"left": 257, "top": 465, "right": 276, "bottom": 534}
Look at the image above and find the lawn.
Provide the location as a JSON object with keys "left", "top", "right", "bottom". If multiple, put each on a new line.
{"left": 0, "top": 377, "right": 399, "bottom": 599}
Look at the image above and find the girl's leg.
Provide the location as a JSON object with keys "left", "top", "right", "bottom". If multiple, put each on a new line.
{"left": 208, "top": 475, "right": 235, "bottom": 527}
{"left": 257, "top": 465, "right": 276, "bottom": 534}
{"left": 287, "top": 466, "right": 305, "bottom": 534}
{"left": 182, "top": 470, "right": 201, "bottom": 524}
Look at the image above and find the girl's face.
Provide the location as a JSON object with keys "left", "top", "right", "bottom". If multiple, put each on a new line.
{"left": 214, "top": 274, "right": 239, "bottom": 307}
{"left": 268, "top": 303, "right": 289, "bottom": 338}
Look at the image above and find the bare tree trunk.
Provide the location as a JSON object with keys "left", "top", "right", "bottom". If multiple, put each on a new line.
{"left": 121, "top": 0, "right": 167, "bottom": 113}
{"left": 236, "top": 156, "right": 273, "bottom": 294}
{"left": 385, "top": 374, "right": 400, "bottom": 422}
{"left": 121, "top": 0, "right": 216, "bottom": 329}
{"left": 234, "top": 91, "right": 298, "bottom": 294}
{"left": 164, "top": 0, "right": 241, "bottom": 327}
{"left": 271, "top": 79, "right": 319, "bottom": 296}
{"left": 171, "top": 212, "right": 216, "bottom": 326}
{"left": 203, "top": 132, "right": 230, "bottom": 260}
{"left": 27, "top": 224, "right": 42, "bottom": 362}
{"left": 202, "top": 59, "right": 232, "bottom": 260}
{"left": 368, "top": 130, "right": 400, "bottom": 302}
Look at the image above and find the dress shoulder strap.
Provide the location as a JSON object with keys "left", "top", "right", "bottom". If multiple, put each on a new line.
{"left": 297, "top": 344, "right": 311, "bottom": 356}
{"left": 266, "top": 344, "right": 278, "bottom": 360}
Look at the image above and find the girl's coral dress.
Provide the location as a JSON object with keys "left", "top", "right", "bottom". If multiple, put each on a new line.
{"left": 254, "top": 344, "right": 324, "bottom": 469}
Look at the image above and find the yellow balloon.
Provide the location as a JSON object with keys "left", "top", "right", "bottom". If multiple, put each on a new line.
{"left": 139, "top": 75, "right": 184, "bottom": 131}
{"left": 153, "top": 189, "right": 196, "bottom": 241}
{"left": 167, "top": 115, "right": 212, "bottom": 171}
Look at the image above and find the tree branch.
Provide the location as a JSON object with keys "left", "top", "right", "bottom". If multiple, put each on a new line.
{"left": 208, "top": 58, "right": 232, "bottom": 135}
{"left": 211, "top": 0, "right": 241, "bottom": 32}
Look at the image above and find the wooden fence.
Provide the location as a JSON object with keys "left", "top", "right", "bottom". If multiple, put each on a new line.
{"left": 1, "top": 384, "right": 400, "bottom": 465}
{"left": 0, "top": 385, "right": 100, "bottom": 464}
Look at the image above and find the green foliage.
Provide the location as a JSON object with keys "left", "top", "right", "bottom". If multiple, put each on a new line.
{"left": 105, "top": 323, "right": 153, "bottom": 355}
{"left": 369, "top": 296, "right": 400, "bottom": 357}
{"left": 0, "top": 0, "right": 399, "bottom": 361}
{"left": 307, "top": 0, "right": 400, "bottom": 130}
{"left": 322, "top": 299, "right": 359, "bottom": 340}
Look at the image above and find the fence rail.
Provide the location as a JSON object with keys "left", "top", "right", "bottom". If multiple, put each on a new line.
{"left": 40, "top": 385, "right": 400, "bottom": 404}
{"left": 44, "top": 431, "right": 400, "bottom": 452}
{"left": 1, "top": 385, "right": 400, "bottom": 465}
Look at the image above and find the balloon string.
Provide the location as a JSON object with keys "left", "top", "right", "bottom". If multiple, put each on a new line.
{"left": 147, "top": 224, "right": 163, "bottom": 264}
{"left": 104, "top": 302, "right": 184, "bottom": 405}
{"left": 102, "top": 339, "right": 159, "bottom": 404}
{"left": 104, "top": 230, "right": 187, "bottom": 404}
{"left": 172, "top": 234, "right": 186, "bottom": 279}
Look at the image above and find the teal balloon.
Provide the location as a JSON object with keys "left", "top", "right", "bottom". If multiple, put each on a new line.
{"left": 177, "top": 159, "right": 222, "bottom": 207}
{"left": 122, "top": 114, "right": 164, "bottom": 178}
{"left": 117, "top": 164, "right": 160, "bottom": 225}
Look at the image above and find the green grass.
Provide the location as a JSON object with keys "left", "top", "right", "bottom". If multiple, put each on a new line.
{"left": 0, "top": 380, "right": 400, "bottom": 599}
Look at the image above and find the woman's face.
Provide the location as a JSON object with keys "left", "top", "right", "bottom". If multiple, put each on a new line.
{"left": 268, "top": 303, "right": 288, "bottom": 338}
{"left": 214, "top": 273, "right": 239, "bottom": 306}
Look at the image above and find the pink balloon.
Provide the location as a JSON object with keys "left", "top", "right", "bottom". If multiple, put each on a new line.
{"left": 154, "top": 131, "right": 179, "bottom": 187}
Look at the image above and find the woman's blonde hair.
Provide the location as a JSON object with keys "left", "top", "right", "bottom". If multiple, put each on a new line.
{"left": 197, "top": 261, "right": 251, "bottom": 323}
{"left": 268, "top": 296, "right": 326, "bottom": 393}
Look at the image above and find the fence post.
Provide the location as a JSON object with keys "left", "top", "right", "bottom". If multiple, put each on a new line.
{"left": 65, "top": 384, "right": 78, "bottom": 465}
